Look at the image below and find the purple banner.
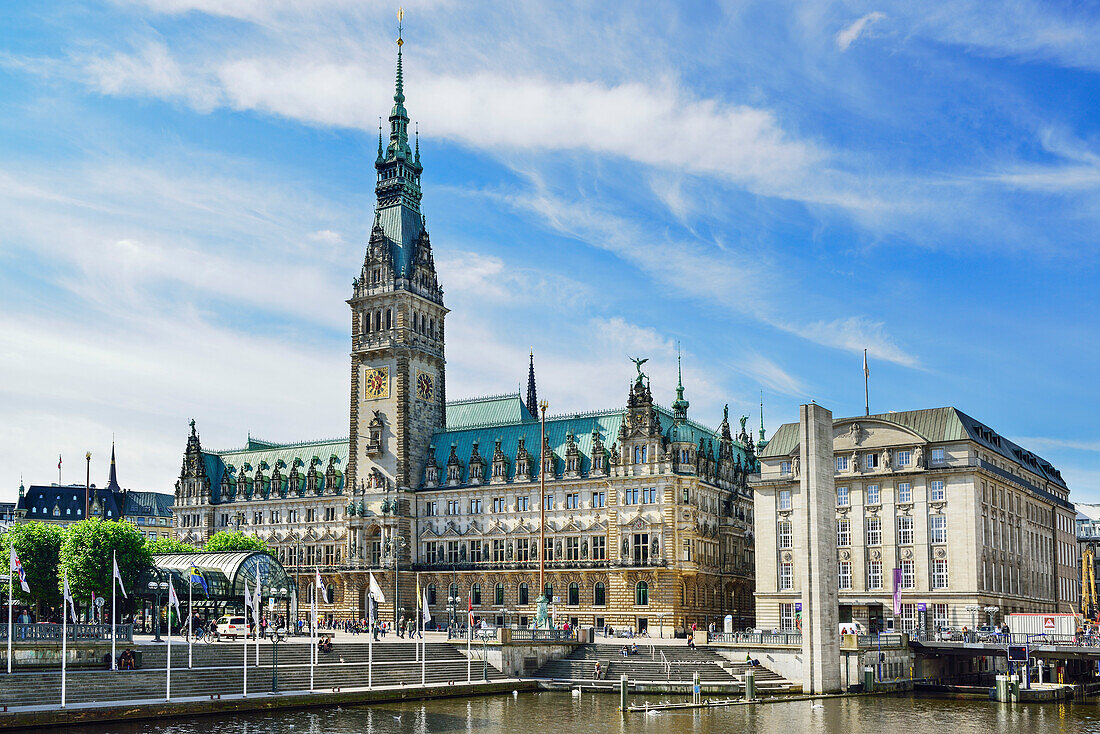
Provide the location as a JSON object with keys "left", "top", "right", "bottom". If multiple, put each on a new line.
{"left": 892, "top": 568, "right": 902, "bottom": 615}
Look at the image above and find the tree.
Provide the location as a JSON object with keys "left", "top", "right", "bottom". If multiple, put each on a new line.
{"left": 145, "top": 536, "right": 197, "bottom": 555}
{"left": 204, "top": 530, "right": 274, "bottom": 557}
{"left": 1, "top": 522, "right": 63, "bottom": 608}
{"left": 59, "top": 519, "right": 152, "bottom": 601}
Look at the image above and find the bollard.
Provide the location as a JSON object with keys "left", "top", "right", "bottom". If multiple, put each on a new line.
{"left": 744, "top": 668, "right": 756, "bottom": 701}
{"left": 693, "top": 671, "right": 701, "bottom": 705}
{"left": 863, "top": 666, "right": 874, "bottom": 693}
{"left": 619, "top": 674, "right": 628, "bottom": 712}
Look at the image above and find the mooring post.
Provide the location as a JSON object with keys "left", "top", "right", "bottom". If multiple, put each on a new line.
{"left": 619, "top": 674, "right": 628, "bottom": 712}
{"left": 693, "top": 671, "right": 701, "bottom": 705}
{"left": 745, "top": 668, "right": 756, "bottom": 701}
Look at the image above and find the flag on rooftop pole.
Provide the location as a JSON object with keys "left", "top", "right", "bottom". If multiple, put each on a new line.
{"left": 863, "top": 348, "right": 870, "bottom": 416}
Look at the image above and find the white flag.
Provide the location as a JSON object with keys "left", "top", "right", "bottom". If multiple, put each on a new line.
{"left": 9, "top": 546, "right": 30, "bottom": 594}
{"left": 62, "top": 571, "right": 77, "bottom": 624}
{"left": 863, "top": 349, "right": 869, "bottom": 378}
{"left": 112, "top": 556, "right": 127, "bottom": 599}
{"left": 251, "top": 578, "right": 260, "bottom": 620}
{"left": 315, "top": 569, "right": 327, "bottom": 602}
{"left": 422, "top": 587, "right": 431, "bottom": 623}
{"left": 368, "top": 572, "right": 386, "bottom": 605}
{"left": 167, "top": 578, "right": 181, "bottom": 619}
{"left": 244, "top": 578, "right": 253, "bottom": 616}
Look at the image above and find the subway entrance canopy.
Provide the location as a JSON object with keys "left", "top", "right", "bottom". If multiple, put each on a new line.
{"left": 138, "top": 551, "right": 295, "bottom": 603}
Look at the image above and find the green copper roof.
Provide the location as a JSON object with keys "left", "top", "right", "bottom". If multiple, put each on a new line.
{"left": 203, "top": 437, "right": 349, "bottom": 502}
{"left": 446, "top": 393, "right": 534, "bottom": 429}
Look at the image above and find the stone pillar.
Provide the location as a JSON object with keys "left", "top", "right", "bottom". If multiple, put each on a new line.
{"left": 798, "top": 402, "right": 841, "bottom": 693}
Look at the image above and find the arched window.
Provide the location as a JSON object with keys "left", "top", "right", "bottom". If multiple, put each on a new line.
{"left": 385, "top": 309, "right": 392, "bottom": 329}
{"left": 374, "top": 311, "right": 381, "bottom": 331}
{"left": 471, "top": 583, "right": 482, "bottom": 606}
{"left": 635, "top": 581, "right": 649, "bottom": 606}
{"left": 364, "top": 311, "right": 372, "bottom": 333}
{"left": 544, "top": 583, "right": 553, "bottom": 602}
{"left": 568, "top": 582, "right": 579, "bottom": 606}
{"left": 594, "top": 581, "right": 606, "bottom": 606}
{"left": 427, "top": 583, "right": 436, "bottom": 606}
{"left": 634, "top": 446, "right": 641, "bottom": 464}
{"left": 519, "top": 582, "right": 529, "bottom": 606}
{"left": 495, "top": 583, "right": 505, "bottom": 606}
{"left": 429, "top": 318, "right": 434, "bottom": 337}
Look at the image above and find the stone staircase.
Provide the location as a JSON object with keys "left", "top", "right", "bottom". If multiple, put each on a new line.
{"left": 533, "top": 643, "right": 794, "bottom": 691}
{"left": 0, "top": 641, "right": 505, "bottom": 707}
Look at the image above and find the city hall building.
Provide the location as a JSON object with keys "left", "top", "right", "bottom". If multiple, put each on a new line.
{"left": 173, "top": 36, "right": 758, "bottom": 633}
{"left": 750, "top": 407, "right": 1077, "bottom": 634}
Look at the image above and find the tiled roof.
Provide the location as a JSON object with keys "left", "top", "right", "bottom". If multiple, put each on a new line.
{"left": 123, "top": 491, "right": 174, "bottom": 518}
{"left": 760, "top": 406, "right": 1067, "bottom": 490}
{"left": 378, "top": 204, "right": 422, "bottom": 277}
{"left": 17, "top": 485, "right": 122, "bottom": 521}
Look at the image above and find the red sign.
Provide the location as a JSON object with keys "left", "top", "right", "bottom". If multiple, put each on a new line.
{"left": 1043, "top": 616, "right": 1056, "bottom": 631}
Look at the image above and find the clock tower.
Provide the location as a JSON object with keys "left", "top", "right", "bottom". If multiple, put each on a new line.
{"left": 347, "top": 31, "right": 447, "bottom": 495}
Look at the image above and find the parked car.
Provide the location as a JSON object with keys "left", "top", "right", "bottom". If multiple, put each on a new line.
{"left": 215, "top": 615, "right": 250, "bottom": 640}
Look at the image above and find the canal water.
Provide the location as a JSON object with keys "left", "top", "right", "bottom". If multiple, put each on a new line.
{"left": 59, "top": 691, "right": 1100, "bottom": 733}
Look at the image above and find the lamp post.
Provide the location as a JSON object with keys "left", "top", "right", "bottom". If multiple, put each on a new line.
{"left": 147, "top": 579, "right": 168, "bottom": 642}
{"left": 448, "top": 595, "right": 459, "bottom": 630}
{"left": 384, "top": 534, "right": 406, "bottom": 627}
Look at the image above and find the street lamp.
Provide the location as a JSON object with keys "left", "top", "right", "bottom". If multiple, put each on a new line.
{"left": 383, "top": 534, "right": 406, "bottom": 627}
{"left": 269, "top": 626, "right": 288, "bottom": 693}
{"left": 448, "top": 595, "right": 460, "bottom": 631}
{"left": 147, "top": 580, "right": 169, "bottom": 642}
{"left": 984, "top": 606, "right": 1000, "bottom": 629}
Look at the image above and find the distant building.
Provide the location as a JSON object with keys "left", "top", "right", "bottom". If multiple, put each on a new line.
{"left": 0, "top": 502, "right": 16, "bottom": 531}
{"left": 15, "top": 445, "right": 174, "bottom": 539}
{"left": 751, "top": 407, "right": 1076, "bottom": 633}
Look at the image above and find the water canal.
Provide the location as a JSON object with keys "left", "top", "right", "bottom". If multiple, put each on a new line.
{"left": 57, "top": 691, "right": 1100, "bottom": 733}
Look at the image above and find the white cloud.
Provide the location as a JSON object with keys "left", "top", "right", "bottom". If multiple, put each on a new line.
{"left": 1011, "top": 437, "right": 1100, "bottom": 454}
{"left": 836, "top": 11, "right": 886, "bottom": 51}
{"left": 783, "top": 316, "right": 918, "bottom": 368}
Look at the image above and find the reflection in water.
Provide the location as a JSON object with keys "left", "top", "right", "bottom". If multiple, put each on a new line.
{"left": 50, "top": 692, "right": 1100, "bottom": 734}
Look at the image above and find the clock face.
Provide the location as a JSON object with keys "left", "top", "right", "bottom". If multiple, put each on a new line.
{"left": 416, "top": 370, "right": 434, "bottom": 402}
{"left": 364, "top": 367, "right": 389, "bottom": 399}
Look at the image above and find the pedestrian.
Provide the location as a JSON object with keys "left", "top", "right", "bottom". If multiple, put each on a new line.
{"left": 594, "top": 660, "right": 601, "bottom": 680}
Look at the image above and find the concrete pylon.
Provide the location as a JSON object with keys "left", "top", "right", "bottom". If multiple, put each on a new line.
{"left": 798, "top": 402, "right": 841, "bottom": 693}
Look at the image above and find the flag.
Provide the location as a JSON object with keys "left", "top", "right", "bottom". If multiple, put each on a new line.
{"left": 188, "top": 566, "right": 208, "bottom": 596}
{"left": 113, "top": 556, "right": 127, "bottom": 599}
{"left": 892, "top": 568, "right": 902, "bottom": 616}
{"left": 9, "top": 547, "right": 29, "bottom": 594}
{"left": 863, "top": 349, "right": 869, "bottom": 378}
{"left": 315, "top": 569, "right": 327, "bottom": 602}
{"left": 62, "top": 571, "right": 77, "bottom": 625}
{"left": 251, "top": 578, "right": 260, "bottom": 620}
{"left": 368, "top": 572, "right": 385, "bottom": 604}
{"left": 167, "top": 578, "right": 181, "bottom": 620}
{"left": 58, "top": 455, "right": 62, "bottom": 471}
{"left": 468, "top": 595, "right": 473, "bottom": 626}
{"left": 243, "top": 577, "right": 253, "bottom": 617}
{"left": 421, "top": 586, "right": 431, "bottom": 624}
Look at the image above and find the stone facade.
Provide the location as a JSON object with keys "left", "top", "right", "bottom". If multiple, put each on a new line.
{"left": 751, "top": 407, "right": 1077, "bottom": 636}
{"left": 171, "top": 35, "right": 759, "bottom": 631}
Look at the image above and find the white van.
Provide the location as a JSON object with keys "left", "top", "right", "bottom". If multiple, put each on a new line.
{"left": 216, "top": 615, "right": 251, "bottom": 639}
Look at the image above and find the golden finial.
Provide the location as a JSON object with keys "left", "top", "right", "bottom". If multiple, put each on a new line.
{"left": 397, "top": 7, "right": 404, "bottom": 46}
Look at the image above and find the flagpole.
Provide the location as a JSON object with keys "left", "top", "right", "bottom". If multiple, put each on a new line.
{"left": 419, "top": 573, "right": 425, "bottom": 685}
{"left": 166, "top": 600, "right": 172, "bottom": 701}
{"left": 368, "top": 594, "right": 373, "bottom": 689}
{"left": 255, "top": 567, "right": 260, "bottom": 667}
{"left": 309, "top": 577, "right": 315, "bottom": 692}
{"left": 7, "top": 551, "right": 13, "bottom": 675}
{"left": 864, "top": 348, "right": 870, "bottom": 417}
{"left": 243, "top": 583, "right": 248, "bottom": 698}
{"left": 187, "top": 576, "right": 193, "bottom": 669}
{"left": 61, "top": 594, "right": 67, "bottom": 708}
{"left": 111, "top": 551, "right": 117, "bottom": 671}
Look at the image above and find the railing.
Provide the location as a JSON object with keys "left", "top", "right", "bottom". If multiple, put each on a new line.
{"left": 0, "top": 623, "right": 133, "bottom": 643}
{"left": 855, "top": 633, "right": 904, "bottom": 648}
{"left": 911, "top": 630, "right": 1100, "bottom": 648}
{"left": 709, "top": 631, "right": 802, "bottom": 646}
{"left": 509, "top": 628, "right": 578, "bottom": 642}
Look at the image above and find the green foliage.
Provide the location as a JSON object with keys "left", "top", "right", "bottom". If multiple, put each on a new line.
{"left": 1, "top": 522, "right": 64, "bottom": 606}
{"left": 204, "top": 530, "right": 274, "bottom": 557}
{"left": 58, "top": 519, "right": 152, "bottom": 600}
{"left": 145, "top": 536, "right": 197, "bottom": 555}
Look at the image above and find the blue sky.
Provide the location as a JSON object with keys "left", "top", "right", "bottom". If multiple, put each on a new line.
{"left": 1, "top": 1, "right": 1098, "bottom": 501}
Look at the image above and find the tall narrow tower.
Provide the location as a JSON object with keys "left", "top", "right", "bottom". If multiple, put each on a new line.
{"left": 347, "top": 24, "right": 447, "bottom": 494}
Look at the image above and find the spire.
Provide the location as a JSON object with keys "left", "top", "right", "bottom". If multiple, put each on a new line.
{"left": 414, "top": 122, "right": 420, "bottom": 165}
{"left": 106, "top": 440, "right": 121, "bottom": 492}
{"left": 759, "top": 389, "right": 766, "bottom": 443}
{"left": 672, "top": 342, "right": 689, "bottom": 422}
{"left": 377, "top": 118, "right": 384, "bottom": 162}
{"left": 526, "top": 350, "right": 539, "bottom": 420}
